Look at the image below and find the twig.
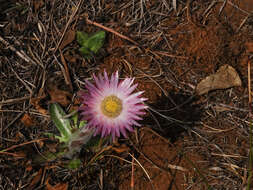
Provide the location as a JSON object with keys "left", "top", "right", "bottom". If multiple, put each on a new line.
{"left": 9, "top": 64, "right": 33, "bottom": 95}
{"left": 237, "top": 15, "right": 249, "bottom": 33}
{"left": 186, "top": 0, "right": 195, "bottom": 26}
{"left": 0, "top": 96, "right": 30, "bottom": 106}
{"left": 0, "top": 35, "right": 38, "bottom": 66}
{"left": 3, "top": 105, "right": 31, "bottom": 132}
{"left": 0, "top": 151, "right": 25, "bottom": 157}
{"left": 103, "top": 154, "right": 138, "bottom": 165}
{"left": 203, "top": 0, "right": 218, "bottom": 17}
{"left": 53, "top": 54, "right": 72, "bottom": 91}
{"left": 131, "top": 141, "right": 188, "bottom": 172}
{"left": 162, "top": 0, "right": 171, "bottom": 12}
{"left": 60, "top": 50, "right": 73, "bottom": 92}
{"left": 54, "top": 0, "right": 83, "bottom": 53}
{"left": 147, "top": 105, "right": 193, "bottom": 125}
{"left": 211, "top": 153, "right": 247, "bottom": 158}
{"left": 216, "top": 103, "right": 249, "bottom": 112}
{"left": 86, "top": 17, "right": 139, "bottom": 46}
{"left": 227, "top": 0, "right": 250, "bottom": 15}
{"left": 0, "top": 109, "right": 50, "bottom": 117}
{"left": 86, "top": 146, "right": 112, "bottom": 167}
{"left": 219, "top": 0, "right": 227, "bottom": 16}
{"left": 136, "top": 68, "right": 169, "bottom": 97}
{"left": 153, "top": 51, "right": 188, "bottom": 59}
{"left": 202, "top": 123, "right": 236, "bottom": 133}
{"left": 0, "top": 138, "right": 47, "bottom": 153}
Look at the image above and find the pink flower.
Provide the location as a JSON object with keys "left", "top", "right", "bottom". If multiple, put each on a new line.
{"left": 79, "top": 71, "right": 147, "bottom": 139}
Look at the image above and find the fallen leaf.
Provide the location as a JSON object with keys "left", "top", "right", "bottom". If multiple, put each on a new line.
{"left": 47, "top": 86, "right": 72, "bottom": 107}
{"left": 45, "top": 178, "right": 68, "bottom": 190}
{"left": 245, "top": 42, "right": 253, "bottom": 53}
{"left": 37, "top": 140, "right": 44, "bottom": 149}
{"left": 28, "top": 168, "right": 43, "bottom": 189}
{"left": 64, "top": 51, "right": 77, "bottom": 64}
{"left": 196, "top": 64, "right": 242, "bottom": 95}
{"left": 59, "top": 29, "right": 76, "bottom": 50}
{"left": 26, "top": 164, "right": 33, "bottom": 172}
{"left": 21, "top": 113, "right": 35, "bottom": 127}
{"left": 33, "top": 0, "right": 44, "bottom": 12}
{"left": 30, "top": 93, "right": 48, "bottom": 115}
{"left": 45, "top": 142, "right": 58, "bottom": 153}
{"left": 111, "top": 144, "right": 130, "bottom": 153}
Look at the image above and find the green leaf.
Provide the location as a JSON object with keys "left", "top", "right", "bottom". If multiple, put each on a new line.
{"left": 71, "top": 111, "right": 79, "bottom": 129}
{"left": 71, "top": 111, "right": 87, "bottom": 129}
{"left": 86, "top": 31, "right": 105, "bottom": 53}
{"left": 44, "top": 133, "right": 67, "bottom": 143}
{"left": 43, "top": 132, "right": 56, "bottom": 139}
{"left": 79, "top": 47, "right": 91, "bottom": 56}
{"left": 78, "top": 120, "right": 87, "bottom": 129}
{"left": 49, "top": 103, "right": 72, "bottom": 143}
{"left": 76, "top": 30, "right": 105, "bottom": 57}
{"left": 65, "top": 158, "right": 81, "bottom": 170}
{"left": 76, "top": 31, "right": 89, "bottom": 46}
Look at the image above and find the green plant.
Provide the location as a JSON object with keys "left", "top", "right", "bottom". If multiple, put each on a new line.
{"left": 35, "top": 103, "right": 96, "bottom": 169}
{"left": 76, "top": 30, "right": 105, "bottom": 58}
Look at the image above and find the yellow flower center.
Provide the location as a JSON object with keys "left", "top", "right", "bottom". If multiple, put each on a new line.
{"left": 101, "top": 95, "right": 123, "bottom": 118}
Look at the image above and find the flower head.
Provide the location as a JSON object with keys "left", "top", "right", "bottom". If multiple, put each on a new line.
{"left": 79, "top": 71, "right": 147, "bottom": 139}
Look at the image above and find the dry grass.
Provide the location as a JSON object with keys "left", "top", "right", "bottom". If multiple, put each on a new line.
{"left": 0, "top": 0, "right": 253, "bottom": 189}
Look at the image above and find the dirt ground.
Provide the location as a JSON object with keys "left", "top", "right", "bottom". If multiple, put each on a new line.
{"left": 0, "top": 0, "right": 253, "bottom": 190}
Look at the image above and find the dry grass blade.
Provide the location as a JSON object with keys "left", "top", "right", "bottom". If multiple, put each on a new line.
{"left": 86, "top": 146, "right": 112, "bottom": 167}
{"left": 172, "top": 0, "right": 177, "bottom": 12}
{"left": 237, "top": 15, "right": 249, "bottom": 33}
{"left": 0, "top": 36, "right": 38, "bottom": 66}
{"left": 219, "top": 0, "right": 227, "bottom": 15}
{"left": 9, "top": 64, "right": 33, "bottom": 94}
{"left": 129, "top": 153, "right": 155, "bottom": 190}
{"left": 54, "top": 0, "right": 83, "bottom": 53}
{"left": 202, "top": 123, "right": 236, "bottom": 133}
{"left": 211, "top": 153, "right": 247, "bottom": 158}
{"left": 161, "top": 0, "right": 171, "bottom": 11}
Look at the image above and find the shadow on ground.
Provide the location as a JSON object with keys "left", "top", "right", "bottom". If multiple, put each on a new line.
{"left": 145, "top": 93, "right": 203, "bottom": 142}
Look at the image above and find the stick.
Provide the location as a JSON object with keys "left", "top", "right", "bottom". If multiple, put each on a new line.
{"left": 86, "top": 17, "right": 139, "bottom": 46}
